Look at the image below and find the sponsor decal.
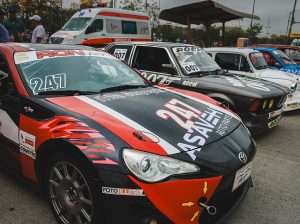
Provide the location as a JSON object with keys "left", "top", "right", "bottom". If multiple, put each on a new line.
{"left": 269, "top": 109, "right": 283, "bottom": 119}
{"left": 216, "top": 114, "right": 233, "bottom": 136}
{"left": 30, "top": 73, "right": 66, "bottom": 94}
{"left": 102, "top": 187, "right": 145, "bottom": 196}
{"left": 173, "top": 46, "right": 203, "bottom": 53}
{"left": 268, "top": 116, "right": 282, "bottom": 129}
{"left": 14, "top": 50, "right": 116, "bottom": 64}
{"left": 182, "top": 80, "right": 198, "bottom": 87}
{"left": 156, "top": 99, "right": 233, "bottom": 160}
{"left": 238, "top": 152, "right": 248, "bottom": 163}
{"left": 19, "top": 130, "right": 36, "bottom": 159}
{"left": 224, "top": 75, "right": 270, "bottom": 92}
{"left": 92, "top": 88, "right": 165, "bottom": 102}
{"left": 113, "top": 48, "right": 128, "bottom": 61}
{"left": 141, "top": 72, "right": 182, "bottom": 85}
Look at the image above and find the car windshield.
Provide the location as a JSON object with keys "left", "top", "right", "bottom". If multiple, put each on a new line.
{"left": 273, "top": 50, "right": 297, "bottom": 65}
{"left": 61, "top": 17, "right": 92, "bottom": 31}
{"left": 14, "top": 50, "right": 148, "bottom": 95}
{"left": 172, "top": 46, "right": 220, "bottom": 75}
{"left": 249, "top": 52, "right": 269, "bottom": 70}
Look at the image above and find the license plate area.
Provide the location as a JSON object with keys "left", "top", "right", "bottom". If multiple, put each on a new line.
{"left": 232, "top": 162, "right": 253, "bottom": 192}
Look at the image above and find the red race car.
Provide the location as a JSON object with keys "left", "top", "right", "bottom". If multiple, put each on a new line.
{"left": 0, "top": 43, "right": 256, "bottom": 224}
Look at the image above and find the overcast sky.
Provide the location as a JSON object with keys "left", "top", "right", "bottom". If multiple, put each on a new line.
{"left": 64, "top": 0, "right": 300, "bottom": 36}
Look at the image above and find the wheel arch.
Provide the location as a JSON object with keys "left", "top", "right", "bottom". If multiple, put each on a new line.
{"left": 35, "top": 139, "right": 98, "bottom": 187}
{"left": 207, "top": 93, "right": 236, "bottom": 111}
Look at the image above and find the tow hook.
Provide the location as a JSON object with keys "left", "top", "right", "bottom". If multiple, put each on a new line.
{"left": 198, "top": 197, "right": 217, "bottom": 216}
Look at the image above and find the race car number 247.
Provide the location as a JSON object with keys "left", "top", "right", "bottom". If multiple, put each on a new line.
{"left": 30, "top": 73, "right": 67, "bottom": 94}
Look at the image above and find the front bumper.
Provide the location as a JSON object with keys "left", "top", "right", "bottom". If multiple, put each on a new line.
{"left": 284, "top": 91, "right": 300, "bottom": 111}
{"left": 97, "top": 169, "right": 253, "bottom": 224}
{"left": 243, "top": 110, "right": 283, "bottom": 135}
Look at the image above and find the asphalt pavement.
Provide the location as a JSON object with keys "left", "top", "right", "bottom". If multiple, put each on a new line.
{"left": 0, "top": 110, "right": 299, "bottom": 224}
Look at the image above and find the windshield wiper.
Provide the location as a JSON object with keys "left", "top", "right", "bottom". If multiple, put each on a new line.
{"left": 37, "top": 90, "right": 99, "bottom": 96}
{"left": 99, "top": 84, "right": 148, "bottom": 93}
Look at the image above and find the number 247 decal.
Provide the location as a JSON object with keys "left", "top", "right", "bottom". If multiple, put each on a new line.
{"left": 156, "top": 99, "right": 201, "bottom": 130}
{"left": 30, "top": 73, "right": 66, "bottom": 94}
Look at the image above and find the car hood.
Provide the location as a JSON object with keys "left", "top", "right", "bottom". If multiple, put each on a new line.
{"left": 183, "top": 73, "right": 288, "bottom": 98}
{"left": 51, "top": 30, "right": 81, "bottom": 38}
{"left": 257, "top": 69, "right": 299, "bottom": 87}
{"left": 46, "top": 86, "right": 242, "bottom": 161}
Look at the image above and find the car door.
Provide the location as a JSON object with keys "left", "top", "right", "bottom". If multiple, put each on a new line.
{"left": 0, "top": 53, "right": 22, "bottom": 172}
{"left": 84, "top": 19, "right": 104, "bottom": 44}
{"left": 131, "top": 46, "right": 182, "bottom": 85}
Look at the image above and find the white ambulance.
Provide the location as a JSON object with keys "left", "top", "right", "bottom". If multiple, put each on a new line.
{"left": 49, "top": 8, "right": 152, "bottom": 47}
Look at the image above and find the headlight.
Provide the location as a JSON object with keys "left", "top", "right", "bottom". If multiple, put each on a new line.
{"left": 64, "top": 35, "right": 76, "bottom": 43}
{"left": 123, "top": 148, "right": 200, "bottom": 182}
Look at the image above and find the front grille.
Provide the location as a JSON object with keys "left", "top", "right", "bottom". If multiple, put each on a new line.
{"left": 50, "top": 37, "right": 64, "bottom": 44}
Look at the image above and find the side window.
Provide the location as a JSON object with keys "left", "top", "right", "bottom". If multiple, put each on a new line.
{"left": 262, "top": 52, "right": 277, "bottom": 66}
{"left": 122, "top": 21, "right": 137, "bottom": 34}
{"left": 133, "top": 46, "right": 175, "bottom": 75}
{"left": 86, "top": 19, "right": 103, "bottom": 34}
{"left": 107, "top": 45, "right": 133, "bottom": 63}
{"left": 240, "top": 55, "right": 251, "bottom": 72}
{"left": 215, "top": 53, "right": 240, "bottom": 70}
{"left": 0, "top": 55, "right": 17, "bottom": 96}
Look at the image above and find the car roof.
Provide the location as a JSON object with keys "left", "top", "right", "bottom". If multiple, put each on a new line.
{"left": 110, "top": 41, "right": 195, "bottom": 48}
{"left": 205, "top": 47, "right": 259, "bottom": 54}
{"left": 0, "top": 43, "right": 93, "bottom": 52}
{"left": 254, "top": 47, "right": 277, "bottom": 51}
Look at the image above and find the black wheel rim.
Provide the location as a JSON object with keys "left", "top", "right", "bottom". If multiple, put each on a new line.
{"left": 49, "top": 161, "right": 93, "bottom": 224}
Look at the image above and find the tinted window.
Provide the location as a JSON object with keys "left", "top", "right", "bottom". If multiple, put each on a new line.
{"left": 133, "top": 47, "right": 173, "bottom": 74}
{"left": 86, "top": 19, "right": 103, "bottom": 34}
{"left": 107, "top": 45, "right": 133, "bottom": 63}
{"left": 215, "top": 53, "right": 240, "bottom": 70}
{"left": 122, "top": 21, "right": 137, "bottom": 34}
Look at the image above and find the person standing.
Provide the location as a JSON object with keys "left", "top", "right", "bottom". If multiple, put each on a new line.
{"left": 30, "top": 15, "right": 46, "bottom": 44}
{"left": 0, "top": 10, "right": 9, "bottom": 43}
{"left": 3, "top": 6, "right": 25, "bottom": 42}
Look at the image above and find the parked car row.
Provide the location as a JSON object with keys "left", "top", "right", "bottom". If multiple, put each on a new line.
{"left": 0, "top": 41, "right": 297, "bottom": 224}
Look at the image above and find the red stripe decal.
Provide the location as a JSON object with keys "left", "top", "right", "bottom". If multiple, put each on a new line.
{"left": 97, "top": 11, "right": 150, "bottom": 20}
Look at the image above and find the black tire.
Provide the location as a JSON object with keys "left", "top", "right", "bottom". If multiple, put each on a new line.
{"left": 44, "top": 151, "right": 106, "bottom": 224}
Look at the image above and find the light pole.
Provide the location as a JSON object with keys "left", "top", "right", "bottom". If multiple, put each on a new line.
{"left": 288, "top": 0, "right": 298, "bottom": 44}
{"left": 250, "top": 0, "right": 256, "bottom": 29}
{"left": 61, "top": 0, "right": 63, "bottom": 27}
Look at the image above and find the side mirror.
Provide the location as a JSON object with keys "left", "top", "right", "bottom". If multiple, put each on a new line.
{"left": 161, "top": 64, "right": 176, "bottom": 75}
{"left": 85, "top": 25, "right": 94, "bottom": 34}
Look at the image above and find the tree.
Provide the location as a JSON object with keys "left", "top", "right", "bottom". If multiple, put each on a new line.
{"left": 246, "top": 23, "right": 263, "bottom": 44}
{"left": 80, "top": 0, "right": 93, "bottom": 8}
{"left": 120, "top": 0, "right": 160, "bottom": 27}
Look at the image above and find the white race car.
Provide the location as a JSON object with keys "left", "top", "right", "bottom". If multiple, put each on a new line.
{"left": 206, "top": 47, "right": 300, "bottom": 111}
